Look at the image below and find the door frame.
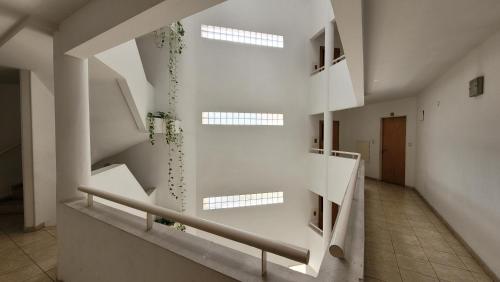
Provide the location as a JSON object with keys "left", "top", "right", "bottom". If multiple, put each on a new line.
{"left": 380, "top": 116, "right": 406, "bottom": 186}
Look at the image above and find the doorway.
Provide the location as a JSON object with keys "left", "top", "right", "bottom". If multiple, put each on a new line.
{"left": 381, "top": 117, "right": 406, "bottom": 186}
{"left": 332, "top": 120, "right": 339, "bottom": 151}
{"left": 318, "top": 120, "right": 340, "bottom": 151}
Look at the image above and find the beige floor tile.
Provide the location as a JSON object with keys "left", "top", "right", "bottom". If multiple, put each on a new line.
{"left": 393, "top": 242, "right": 427, "bottom": 261}
{"left": 458, "top": 255, "right": 486, "bottom": 274}
{"left": 431, "top": 263, "right": 475, "bottom": 282}
{"left": 363, "top": 277, "right": 384, "bottom": 282}
{"left": 391, "top": 233, "right": 420, "bottom": 246}
{"left": 0, "top": 248, "right": 34, "bottom": 275}
{"left": 419, "top": 239, "right": 455, "bottom": 254}
{"left": 365, "top": 261, "right": 402, "bottom": 282}
{"left": 399, "top": 269, "right": 438, "bottom": 282}
{"left": 396, "top": 254, "right": 436, "bottom": 277}
{"left": 0, "top": 237, "right": 18, "bottom": 254}
{"left": 0, "top": 264, "right": 43, "bottom": 282}
{"left": 20, "top": 236, "right": 57, "bottom": 257}
{"left": 471, "top": 271, "right": 494, "bottom": 282}
{"left": 425, "top": 249, "right": 466, "bottom": 269}
{"left": 450, "top": 242, "right": 473, "bottom": 257}
{"left": 25, "top": 272, "right": 53, "bottom": 282}
{"left": 9, "top": 231, "right": 53, "bottom": 247}
{"left": 46, "top": 267, "right": 57, "bottom": 280}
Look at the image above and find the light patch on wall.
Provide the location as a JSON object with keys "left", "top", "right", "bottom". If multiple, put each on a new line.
{"left": 202, "top": 112, "right": 284, "bottom": 126}
{"left": 201, "top": 25, "right": 284, "bottom": 48}
{"left": 202, "top": 192, "right": 284, "bottom": 210}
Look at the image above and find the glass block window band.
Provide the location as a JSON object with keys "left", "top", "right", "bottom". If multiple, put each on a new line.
{"left": 203, "top": 192, "right": 284, "bottom": 210}
{"left": 201, "top": 25, "right": 284, "bottom": 48}
{"left": 202, "top": 112, "right": 284, "bottom": 126}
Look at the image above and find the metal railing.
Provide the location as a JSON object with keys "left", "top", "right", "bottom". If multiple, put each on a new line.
{"left": 331, "top": 150, "right": 359, "bottom": 159}
{"left": 311, "top": 65, "right": 325, "bottom": 75}
{"left": 329, "top": 151, "right": 360, "bottom": 258}
{"left": 331, "top": 55, "right": 346, "bottom": 66}
{"left": 310, "top": 148, "right": 324, "bottom": 154}
{"left": 78, "top": 186, "right": 310, "bottom": 276}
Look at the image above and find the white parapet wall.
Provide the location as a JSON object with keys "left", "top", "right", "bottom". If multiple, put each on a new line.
{"left": 329, "top": 59, "right": 363, "bottom": 111}
{"left": 307, "top": 153, "right": 327, "bottom": 197}
{"left": 309, "top": 71, "right": 328, "bottom": 115}
{"left": 90, "top": 164, "right": 156, "bottom": 218}
{"left": 327, "top": 155, "right": 357, "bottom": 205}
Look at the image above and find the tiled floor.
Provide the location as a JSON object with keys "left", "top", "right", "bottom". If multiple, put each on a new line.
{"left": 364, "top": 179, "right": 493, "bottom": 282}
{"left": 0, "top": 214, "right": 57, "bottom": 281}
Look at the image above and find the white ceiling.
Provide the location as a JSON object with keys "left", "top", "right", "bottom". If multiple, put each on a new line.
{"left": 0, "top": 0, "right": 89, "bottom": 24}
{"left": 364, "top": 0, "right": 500, "bottom": 103}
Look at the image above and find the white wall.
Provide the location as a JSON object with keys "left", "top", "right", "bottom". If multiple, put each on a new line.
{"left": 30, "top": 73, "right": 57, "bottom": 226}
{"left": 90, "top": 164, "right": 156, "bottom": 218}
{"left": 0, "top": 84, "right": 22, "bottom": 199}
{"left": 20, "top": 71, "right": 57, "bottom": 227}
{"left": 333, "top": 97, "right": 417, "bottom": 187}
{"left": 186, "top": 0, "right": 312, "bottom": 262}
{"left": 416, "top": 29, "right": 500, "bottom": 278}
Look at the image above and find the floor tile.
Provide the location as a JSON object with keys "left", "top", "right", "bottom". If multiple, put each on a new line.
{"left": 0, "top": 264, "right": 43, "bottom": 282}
{"left": 363, "top": 179, "right": 494, "bottom": 282}
{"left": 459, "top": 255, "right": 486, "bottom": 274}
{"left": 393, "top": 242, "right": 427, "bottom": 261}
{"left": 399, "top": 269, "right": 438, "bottom": 282}
{"left": 426, "top": 250, "right": 466, "bottom": 269}
{"left": 431, "top": 263, "right": 475, "bottom": 282}
{"left": 396, "top": 254, "right": 436, "bottom": 277}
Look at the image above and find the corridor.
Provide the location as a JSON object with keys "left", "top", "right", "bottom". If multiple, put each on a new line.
{"left": 364, "top": 179, "right": 493, "bottom": 282}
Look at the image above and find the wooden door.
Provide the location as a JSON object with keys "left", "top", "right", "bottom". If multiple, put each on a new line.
{"left": 319, "top": 120, "right": 324, "bottom": 150}
{"left": 318, "top": 196, "right": 323, "bottom": 230}
{"left": 319, "top": 46, "right": 325, "bottom": 68}
{"left": 381, "top": 117, "right": 406, "bottom": 185}
{"left": 332, "top": 121, "right": 340, "bottom": 151}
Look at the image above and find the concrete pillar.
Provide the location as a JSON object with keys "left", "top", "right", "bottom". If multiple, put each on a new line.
{"left": 54, "top": 33, "right": 91, "bottom": 203}
{"left": 322, "top": 22, "right": 335, "bottom": 245}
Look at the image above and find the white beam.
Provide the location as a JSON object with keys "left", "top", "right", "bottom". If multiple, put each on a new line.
{"left": 331, "top": 0, "right": 365, "bottom": 102}
{"left": 59, "top": 0, "right": 225, "bottom": 59}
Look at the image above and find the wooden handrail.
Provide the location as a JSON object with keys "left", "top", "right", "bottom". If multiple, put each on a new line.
{"left": 78, "top": 186, "right": 310, "bottom": 276}
{"left": 329, "top": 153, "right": 361, "bottom": 258}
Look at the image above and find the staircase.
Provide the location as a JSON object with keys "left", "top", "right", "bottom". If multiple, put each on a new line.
{"left": 0, "top": 183, "right": 23, "bottom": 215}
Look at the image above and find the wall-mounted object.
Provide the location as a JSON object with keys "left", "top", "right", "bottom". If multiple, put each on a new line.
{"left": 469, "top": 76, "right": 484, "bottom": 97}
{"left": 356, "top": 140, "right": 370, "bottom": 161}
{"left": 418, "top": 109, "right": 425, "bottom": 121}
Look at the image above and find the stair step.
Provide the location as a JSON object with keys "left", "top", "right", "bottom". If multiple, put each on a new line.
{"left": 0, "top": 200, "right": 23, "bottom": 215}
{"left": 11, "top": 183, "right": 23, "bottom": 200}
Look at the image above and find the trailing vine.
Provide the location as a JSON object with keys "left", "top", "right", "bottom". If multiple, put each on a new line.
{"left": 152, "top": 21, "right": 186, "bottom": 230}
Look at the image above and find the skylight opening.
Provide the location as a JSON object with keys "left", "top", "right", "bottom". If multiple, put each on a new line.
{"left": 203, "top": 192, "right": 284, "bottom": 210}
{"left": 201, "top": 25, "right": 284, "bottom": 48}
{"left": 202, "top": 112, "right": 284, "bottom": 126}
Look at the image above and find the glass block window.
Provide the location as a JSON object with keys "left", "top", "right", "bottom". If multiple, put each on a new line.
{"left": 201, "top": 25, "right": 284, "bottom": 48}
{"left": 202, "top": 112, "right": 284, "bottom": 126}
{"left": 203, "top": 192, "right": 284, "bottom": 210}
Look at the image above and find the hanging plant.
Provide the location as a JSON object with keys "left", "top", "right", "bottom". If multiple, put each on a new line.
{"left": 154, "top": 21, "right": 185, "bottom": 108}
{"left": 152, "top": 21, "right": 187, "bottom": 231}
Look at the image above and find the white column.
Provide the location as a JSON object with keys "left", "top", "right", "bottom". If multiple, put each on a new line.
{"left": 54, "top": 33, "right": 91, "bottom": 203}
{"left": 322, "top": 22, "right": 335, "bottom": 245}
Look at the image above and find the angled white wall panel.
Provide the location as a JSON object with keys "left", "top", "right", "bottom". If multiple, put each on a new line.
{"left": 329, "top": 59, "right": 363, "bottom": 111}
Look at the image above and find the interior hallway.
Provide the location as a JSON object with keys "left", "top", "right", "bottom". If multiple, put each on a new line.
{"left": 364, "top": 179, "right": 493, "bottom": 282}
{"left": 0, "top": 214, "right": 57, "bottom": 281}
